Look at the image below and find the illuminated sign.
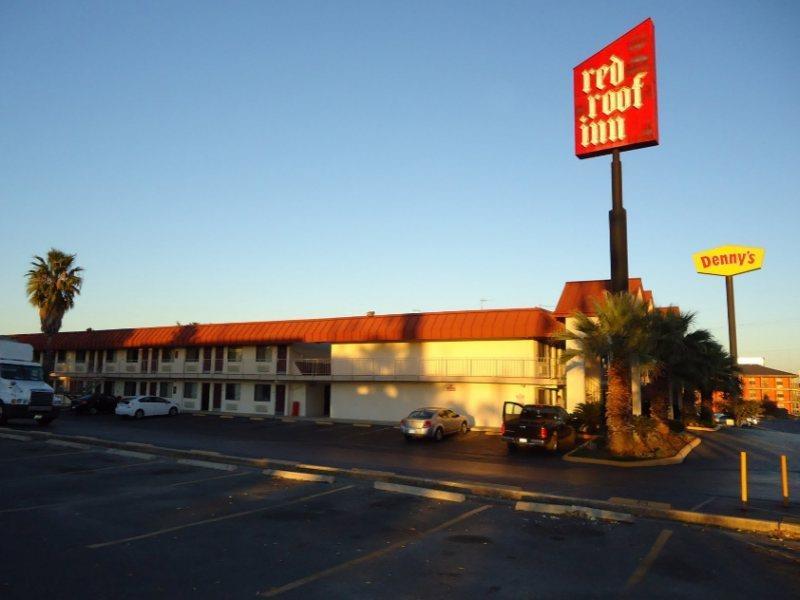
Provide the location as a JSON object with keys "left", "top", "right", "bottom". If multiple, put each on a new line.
{"left": 574, "top": 18, "right": 659, "bottom": 158}
{"left": 692, "top": 245, "right": 765, "bottom": 277}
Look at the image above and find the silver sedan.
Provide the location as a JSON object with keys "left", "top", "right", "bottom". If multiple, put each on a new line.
{"left": 400, "top": 407, "right": 469, "bottom": 442}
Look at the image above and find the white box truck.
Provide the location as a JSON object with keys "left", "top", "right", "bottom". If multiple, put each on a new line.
{"left": 0, "top": 338, "right": 59, "bottom": 425}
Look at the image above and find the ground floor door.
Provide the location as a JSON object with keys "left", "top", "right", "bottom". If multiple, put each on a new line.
{"left": 213, "top": 383, "right": 222, "bottom": 411}
{"left": 201, "top": 383, "right": 210, "bottom": 411}
{"left": 149, "top": 381, "right": 157, "bottom": 395}
{"left": 275, "top": 385, "right": 286, "bottom": 416}
{"left": 323, "top": 385, "right": 331, "bottom": 417}
{"left": 103, "top": 381, "right": 113, "bottom": 395}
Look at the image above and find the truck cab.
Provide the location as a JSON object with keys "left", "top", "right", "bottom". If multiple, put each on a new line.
{"left": 0, "top": 339, "right": 59, "bottom": 426}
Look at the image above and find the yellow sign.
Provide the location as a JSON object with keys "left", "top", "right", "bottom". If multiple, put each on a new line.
{"left": 692, "top": 245, "right": 765, "bottom": 277}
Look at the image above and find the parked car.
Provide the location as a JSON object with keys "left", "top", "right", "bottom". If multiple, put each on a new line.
{"left": 115, "top": 396, "right": 180, "bottom": 419}
{"left": 400, "top": 407, "right": 469, "bottom": 441}
{"left": 501, "top": 402, "right": 576, "bottom": 453}
{"left": 72, "top": 393, "right": 118, "bottom": 415}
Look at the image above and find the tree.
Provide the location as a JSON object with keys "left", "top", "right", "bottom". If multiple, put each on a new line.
{"left": 561, "top": 292, "right": 653, "bottom": 456}
{"left": 25, "top": 249, "right": 83, "bottom": 382}
{"left": 645, "top": 309, "right": 695, "bottom": 421}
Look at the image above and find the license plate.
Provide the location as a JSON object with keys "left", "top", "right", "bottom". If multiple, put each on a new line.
{"left": 518, "top": 437, "right": 528, "bottom": 443}
{"left": 407, "top": 428, "right": 417, "bottom": 434}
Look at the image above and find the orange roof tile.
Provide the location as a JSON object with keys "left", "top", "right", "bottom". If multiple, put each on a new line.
{"left": 12, "top": 307, "right": 562, "bottom": 351}
{"left": 553, "top": 278, "right": 645, "bottom": 317}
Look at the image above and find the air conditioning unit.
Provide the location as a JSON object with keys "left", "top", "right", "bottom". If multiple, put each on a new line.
{"left": 256, "top": 365, "right": 270, "bottom": 373}
{"left": 125, "top": 365, "right": 136, "bottom": 372}
{"left": 225, "top": 402, "right": 239, "bottom": 412}
{"left": 228, "top": 365, "right": 240, "bottom": 373}
{"left": 183, "top": 400, "right": 196, "bottom": 410}
{"left": 255, "top": 404, "right": 268, "bottom": 413}
{"left": 161, "top": 365, "right": 172, "bottom": 373}
{"left": 185, "top": 364, "right": 198, "bottom": 373}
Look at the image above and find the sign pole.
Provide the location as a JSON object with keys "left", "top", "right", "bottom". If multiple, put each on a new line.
{"left": 725, "top": 275, "right": 738, "bottom": 360}
{"left": 609, "top": 149, "right": 629, "bottom": 294}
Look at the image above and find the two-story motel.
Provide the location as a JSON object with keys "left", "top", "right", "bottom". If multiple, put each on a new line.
{"left": 12, "top": 279, "right": 657, "bottom": 427}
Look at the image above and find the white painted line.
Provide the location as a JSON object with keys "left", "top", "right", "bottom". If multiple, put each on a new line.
{"left": 280, "top": 418, "right": 296, "bottom": 423}
{"left": 374, "top": 481, "right": 466, "bottom": 503}
{"left": 609, "top": 497, "right": 672, "bottom": 510}
{"left": 258, "top": 504, "right": 491, "bottom": 597}
{"left": 178, "top": 459, "right": 238, "bottom": 471}
{"left": 125, "top": 441, "right": 155, "bottom": 447}
{"left": 515, "top": 501, "right": 634, "bottom": 523}
{"left": 690, "top": 496, "right": 716, "bottom": 512}
{"left": 352, "top": 423, "right": 372, "bottom": 428}
{"left": 169, "top": 471, "right": 250, "bottom": 488}
{"left": 624, "top": 529, "right": 673, "bottom": 591}
{"left": 88, "top": 485, "right": 355, "bottom": 549}
{"left": 315, "top": 420, "right": 334, "bottom": 426}
{"left": 106, "top": 448, "right": 155, "bottom": 460}
{"left": 0, "top": 433, "right": 32, "bottom": 442}
{"left": 296, "top": 464, "right": 340, "bottom": 473}
{"left": 263, "top": 469, "right": 335, "bottom": 483}
{"left": 46, "top": 439, "right": 92, "bottom": 450}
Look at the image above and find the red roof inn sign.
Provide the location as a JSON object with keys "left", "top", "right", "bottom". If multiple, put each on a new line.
{"left": 574, "top": 18, "right": 659, "bottom": 158}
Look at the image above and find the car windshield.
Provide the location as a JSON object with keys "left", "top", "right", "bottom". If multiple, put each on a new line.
{"left": 521, "top": 406, "right": 559, "bottom": 419}
{"left": 0, "top": 363, "right": 44, "bottom": 381}
{"left": 408, "top": 410, "right": 435, "bottom": 419}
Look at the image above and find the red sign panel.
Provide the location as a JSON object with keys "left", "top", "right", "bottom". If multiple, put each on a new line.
{"left": 573, "top": 18, "right": 658, "bottom": 159}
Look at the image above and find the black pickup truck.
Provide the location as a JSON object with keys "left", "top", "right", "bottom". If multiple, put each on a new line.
{"left": 501, "top": 402, "right": 576, "bottom": 452}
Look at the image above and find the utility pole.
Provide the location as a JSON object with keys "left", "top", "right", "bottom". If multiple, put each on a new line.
{"left": 609, "top": 149, "right": 629, "bottom": 294}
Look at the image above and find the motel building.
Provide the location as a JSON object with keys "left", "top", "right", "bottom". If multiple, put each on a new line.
{"left": 13, "top": 279, "right": 660, "bottom": 428}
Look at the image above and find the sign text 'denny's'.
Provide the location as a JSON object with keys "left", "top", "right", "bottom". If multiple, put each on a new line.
{"left": 692, "top": 245, "right": 765, "bottom": 277}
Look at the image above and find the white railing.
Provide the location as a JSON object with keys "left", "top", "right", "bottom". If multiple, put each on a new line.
{"left": 54, "top": 356, "right": 563, "bottom": 381}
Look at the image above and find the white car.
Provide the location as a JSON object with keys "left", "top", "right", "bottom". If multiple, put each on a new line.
{"left": 115, "top": 396, "right": 180, "bottom": 419}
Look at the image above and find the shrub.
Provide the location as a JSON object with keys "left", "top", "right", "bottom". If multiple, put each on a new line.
{"left": 571, "top": 401, "right": 602, "bottom": 434}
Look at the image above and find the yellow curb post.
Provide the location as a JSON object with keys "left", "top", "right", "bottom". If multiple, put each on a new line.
{"left": 740, "top": 451, "right": 748, "bottom": 510}
{"left": 780, "top": 455, "right": 789, "bottom": 508}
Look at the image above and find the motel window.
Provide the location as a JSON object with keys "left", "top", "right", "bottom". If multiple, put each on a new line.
{"left": 227, "top": 347, "right": 243, "bottom": 362}
{"left": 75, "top": 350, "right": 86, "bottom": 363}
{"left": 159, "top": 382, "right": 170, "bottom": 398}
{"left": 225, "top": 383, "right": 241, "bottom": 401}
{"left": 126, "top": 349, "right": 139, "bottom": 363}
{"left": 776, "top": 379, "right": 784, "bottom": 388}
{"left": 123, "top": 381, "right": 137, "bottom": 396}
{"left": 106, "top": 349, "right": 116, "bottom": 362}
{"left": 748, "top": 390, "right": 756, "bottom": 400}
{"left": 256, "top": 346, "right": 272, "bottom": 362}
{"left": 255, "top": 384, "right": 271, "bottom": 402}
{"left": 183, "top": 382, "right": 197, "bottom": 399}
{"left": 777, "top": 391, "right": 784, "bottom": 399}
{"left": 57, "top": 350, "right": 67, "bottom": 363}
{"left": 185, "top": 348, "right": 200, "bottom": 362}
{"left": 748, "top": 378, "right": 756, "bottom": 385}
{"left": 161, "top": 348, "right": 173, "bottom": 363}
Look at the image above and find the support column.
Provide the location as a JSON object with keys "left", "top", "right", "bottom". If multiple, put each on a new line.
{"left": 609, "top": 149, "right": 629, "bottom": 294}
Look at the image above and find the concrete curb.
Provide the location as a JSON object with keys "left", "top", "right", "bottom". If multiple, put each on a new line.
{"left": 563, "top": 436, "right": 702, "bottom": 467}
{"left": 263, "top": 469, "right": 335, "bottom": 483}
{"left": 686, "top": 425, "right": 721, "bottom": 432}
{"left": 2, "top": 426, "right": 797, "bottom": 538}
{"left": 375, "top": 481, "right": 466, "bottom": 503}
{"left": 177, "top": 459, "right": 238, "bottom": 471}
{"left": 515, "top": 501, "right": 635, "bottom": 523}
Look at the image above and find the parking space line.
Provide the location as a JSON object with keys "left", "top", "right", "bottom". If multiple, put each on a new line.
{"left": 0, "top": 433, "right": 32, "bottom": 441}
{"left": 0, "top": 450, "right": 90, "bottom": 463}
{"left": 168, "top": 471, "right": 251, "bottom": 488}
{"left": 0, "top": 501, "right": 78, "bottom": 515}
{"left": 87, "top": 485, "right": 355, "bottom": 549}
{"left": 690, "top": 496, "right": 716, "bottom": 512}
{"left": 623, "top": 529, "right": 673, "bottom": 593}
{"left": 52, "top": 459, "right": 166, "bottom": 477}
{"left": 259, "top": 504, "right": 491, "bottom": 597}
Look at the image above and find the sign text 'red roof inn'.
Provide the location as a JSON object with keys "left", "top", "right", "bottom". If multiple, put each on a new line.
{"left": 574, "top": 18, "right": 659, "bottom": 158}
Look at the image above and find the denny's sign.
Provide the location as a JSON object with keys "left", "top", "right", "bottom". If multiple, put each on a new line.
{"left": 693, "top": 245, "right": 765, "bottom": 277}
{"left": 574, "top": 18, "right": 659, "bottom": 158}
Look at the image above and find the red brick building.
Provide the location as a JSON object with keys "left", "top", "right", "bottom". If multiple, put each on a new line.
{"left": 738, "top": 364, "right": 800, "bottom": 416}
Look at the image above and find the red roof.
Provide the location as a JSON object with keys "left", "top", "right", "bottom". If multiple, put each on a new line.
{"left": 553, "top": 278, "right": 647, "bottom": 317}
{"left": 12, "top": 307, "right": 562, "bottom": 351}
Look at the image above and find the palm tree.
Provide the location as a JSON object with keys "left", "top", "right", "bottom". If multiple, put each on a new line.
{"left": 645, "top": 309, "right": 695, "bottom": 421}
{"left": 25, "top": 249, "right": 83, "bottom": 381}
{"left": 561, "top": 292, "right": 652, "bottom": 456}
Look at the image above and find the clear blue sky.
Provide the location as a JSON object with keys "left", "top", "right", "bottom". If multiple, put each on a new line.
{"left": 1, "top": 1, "right": 798, "bottom": 372}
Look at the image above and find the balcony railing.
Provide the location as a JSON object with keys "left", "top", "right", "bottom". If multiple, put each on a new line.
{"left": 53, "top": 356, "right": 563, "bottom": 381}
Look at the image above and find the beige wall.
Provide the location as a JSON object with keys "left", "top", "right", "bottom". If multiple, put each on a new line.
{"left": 331, "top": 381, "right": 543, "bottom": 427}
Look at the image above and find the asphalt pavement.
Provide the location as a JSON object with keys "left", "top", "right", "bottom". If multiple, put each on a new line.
{"left": 1, "top": 435, "right": 798, "bottom": 599}
{"left": 10, "top": 411, "right": 799, "bottom": 521}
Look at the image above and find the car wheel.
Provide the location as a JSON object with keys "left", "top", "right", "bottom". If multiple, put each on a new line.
{"left": 507, "top": 442, "right": 518, "bottom": 453}
{"left": 459, "top": 421, "right": 468, "bottom": 434}
{"left": 546, "top": 433, "right": 559, "bottom": 452}
{"left": 434, "top": 427, "right": 444, "bottom": 442}
{"left": 134, "top": 409, "right": 144, "bottom": 420}
{"left": 89, "top": 406, "right": 98, "bottom": 415}
{"left": 169, "top": 407, "right": 178, "bottom": 416}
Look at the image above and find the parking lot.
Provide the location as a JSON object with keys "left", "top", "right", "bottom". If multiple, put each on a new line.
{"left": 1, "top": 434, "right": 799, "bottom": 599}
